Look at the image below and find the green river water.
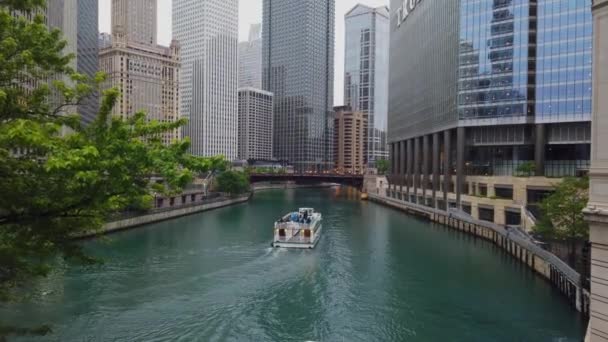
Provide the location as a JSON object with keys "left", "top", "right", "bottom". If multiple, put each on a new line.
{"left": 6, "top": 187, "right": 585, "bottom": 341}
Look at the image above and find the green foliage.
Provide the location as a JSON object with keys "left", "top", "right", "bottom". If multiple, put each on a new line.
{"left": 376, "top": 159, "right": 389, "bottom": 175}
{"left": 533, "top": 177, "right": 589, "bottom": 261}
{"left": 516, "top": 161, "right": 536, "bottom": 177}
{"left": 0, "top": 0, "right": 46, "bottom": 12}
{"left": 215, "top": 171, "right": 251, "bottom": 196}
{"left": 0, "top": 0, "right": 225, "bottom": 337}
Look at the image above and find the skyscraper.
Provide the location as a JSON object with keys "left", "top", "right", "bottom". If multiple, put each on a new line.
{"left": 386, "top": 0, "right": 593, "bottom": 222}
{"left": 46, "top": 0, "right": 98, "bottom": 125}
{"left": 173, "top": 0, "right": 239, "bottom": 159}
{"left": 238, "top": 88, "right": 273, "bottom": 160}
{"left": 334, "top": 106, "right": 366, "bottom": 175}
{"left": 344, "top": 4, "right": 389, "bottom": 168}
{"left": 263, "top": 0, "right": 335, "bottom": 171}
{"left": 111, "top": 0, "right": 156, "bottom": 46}
{"left": 239, "top": 24, "right": 262, "bottom": 89}
{"left": 99, "top": 0, "right": 181, "bottom": 145}
{"left": 76, "top": 0, "right": 99, "bottom": 125}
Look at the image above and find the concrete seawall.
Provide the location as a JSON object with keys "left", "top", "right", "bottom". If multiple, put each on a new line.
{"left": 79, "top": 195, "right": 251, "bottom": 239}
{"left": 83, "top": 183, "right": 336, "bottom": 239}
{"left": 369, "top": 192, "right": 591, "bottom": 316}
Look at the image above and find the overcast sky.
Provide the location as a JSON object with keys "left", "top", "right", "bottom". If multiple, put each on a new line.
{"left": 99, "top": 0, "right": 389, "bottom": 106}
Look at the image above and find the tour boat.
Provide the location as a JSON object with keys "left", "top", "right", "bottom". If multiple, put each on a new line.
{"left": 272, "top": 208, "right": 322, "bottom": 249}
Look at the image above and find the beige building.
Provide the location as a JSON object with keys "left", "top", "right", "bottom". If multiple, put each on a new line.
{"left": 334, "top": 106, "right": 367, "bottom": 174}
{"left": 585, "top": 0, "right": 608, "bottom": 341}
{"left": 99, "top": 0, "right": 181, "bottom": 145}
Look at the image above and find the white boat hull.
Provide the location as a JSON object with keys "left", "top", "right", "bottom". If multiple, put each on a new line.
{"left": 273, "top": 225, "right": 322, "bottom": 249}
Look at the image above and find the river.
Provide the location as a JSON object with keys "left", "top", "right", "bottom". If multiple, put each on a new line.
{"left": 7, "top": 187, "right": 585, "bottom": 341}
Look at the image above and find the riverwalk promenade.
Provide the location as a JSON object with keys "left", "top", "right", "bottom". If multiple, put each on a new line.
{"left": 368, "top": 190, "right": 591, "bottom": 316}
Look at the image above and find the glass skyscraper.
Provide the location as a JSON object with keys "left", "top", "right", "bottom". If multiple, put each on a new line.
{"left": 344, "top": 4, "right": 390, "bottom": 167}
{"left": 262, "top": 0, "right": 335, "bottom": 171}
{"left": 77, "top": 0, "right": 99, "bottom": 125}
{"left": 387, "top": 0, "right": 593, "bottom": 215}
{"left": 239, "top": 24, "right": 262, "bottom": 89}
{"left": 455, "top": 0, "right": 592, "bottom": 177}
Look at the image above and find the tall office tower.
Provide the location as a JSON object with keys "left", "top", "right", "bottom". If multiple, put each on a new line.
{"left": 99, "top": 0, "right": 181, "bottom": 145}
{"left": 76, "top": 0, "right": 99, "bottom": 125}
{"left": 334, "top": 106, "right": 367, "bottom": 175}
{"left": 111, "top": 0, "right": 157, "bottom": 46}
{"left": 239, "top": 24, "right": 262, "bottom": 89}
{"left": 263, "top": 0, "right": 335, "bottom": 172}
{"left": 344, "top": 4, "right": 389, "bottom": 168}
{"left": 46, "top": 0, "right": 98, "bottom": 124}
{"left": 47, "top": 0, "right": 77, "bottom": 105}
{"left": 173, "top": 0, "right": 239, "bottom": 159}
{"left": 238, "top": 88, "right": 274, "bottom": 160}
{"left": 387, "top": 0, "right": 592, "bottom": 223}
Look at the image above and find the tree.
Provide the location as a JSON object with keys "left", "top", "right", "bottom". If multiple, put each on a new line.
{"left": 516, "top": 161, "right": 536, "bottom": 177}
{"left": 215, "top": 171, "right": 250, "bottom": 196}
{"left": 0, "top": 1, "right": 224, "bottom": 338}
{"left": 376, "top": 159, "right": 389, "bottom": 175}
{"left": 533, "top": 177, "right": 589, "bottom": 264}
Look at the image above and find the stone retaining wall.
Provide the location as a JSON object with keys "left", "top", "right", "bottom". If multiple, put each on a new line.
{"left": 78, "top": 195, "right": 251, "bottom": 239}
{"left": 369, "top": 192, "right": 590, "bottom": 316}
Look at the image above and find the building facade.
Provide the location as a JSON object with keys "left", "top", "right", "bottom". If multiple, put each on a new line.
{"left": 99, "top": 0, "right": 181, "bottom": 145}
{"left": 76, "top": 0, "right": 99, "bottom": 125}
{"left": 173, "top": 0, "right": 239, "bottom": 159}
{"left": 47, "top": 0, "right": 98, "bottom": 124}
{"left": 111, "top": 0, "right": 156, "bottom": 46}
{"left": 98, "top": 32, "right": 112, "bottom": 50}
{"left": 334, "top": 106, "right": 366, "bottom": 175}
{"left": 262, "top": 0, "right": 335, "bottom": 171}
{"left": 239, "top": 24, "right": 262, "bottom": 89}
{"left": 238, "top": 88, "right": 273, "bottom": 160}
{"left": 387, "top": 0, "right": 593, "bottom": 222}
{"left": 585, "top": 1, "right": 608, "bottom": 341}
{"left": 344, "top": 4, "right": 389, "bottom": 167}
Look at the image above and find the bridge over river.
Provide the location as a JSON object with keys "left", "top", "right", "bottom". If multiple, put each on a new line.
{"left": 249, "top": 173, "right": 364, "bottom": 188}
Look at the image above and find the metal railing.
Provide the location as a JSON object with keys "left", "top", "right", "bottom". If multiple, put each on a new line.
{"left": 371, "top": 192, "right": 581, "bottom": 285}
{"left": 107, "top": 193, "right": 243, "bottom": 222}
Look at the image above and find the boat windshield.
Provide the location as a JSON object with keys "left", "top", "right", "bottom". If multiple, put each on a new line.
{"left": 276, "top": 209, "right": 316, "bottom": 224}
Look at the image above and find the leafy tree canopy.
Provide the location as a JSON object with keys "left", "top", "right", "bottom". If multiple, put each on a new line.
{"left": 516, "top": 161, "right": 536, "bottom": 177}
{"left": 534, "top": 177, "right": 589, "bottom": 241}
{"left": 0, "top": 1, "right": 225, "bottom": 337}
{"left": 215, "top": 171, "right": 250, "bottom": 196}
{"left": 376, "top": 159, "right": 389, "bottom": 175}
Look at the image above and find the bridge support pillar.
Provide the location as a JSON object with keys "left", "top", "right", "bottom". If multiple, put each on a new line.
{"left": 432, "top": 132, "right": 440, "bottom": 208}
{"left": 407, "top": 139, "right": 413, "bottom": 202}
{"left": 422, "top": 135, "right": 430, "bottom": 206}
{"left": 456, "top": 127, "right": 466, "bottom": 209}
{"left": 414, "top": 137, "right": 421, "bottom": 204}
{"left": 400, "top": 140, "right": 406, "bottom": 193}
{"left": 443, "top": 129, "right": 452, "bottom": 209}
